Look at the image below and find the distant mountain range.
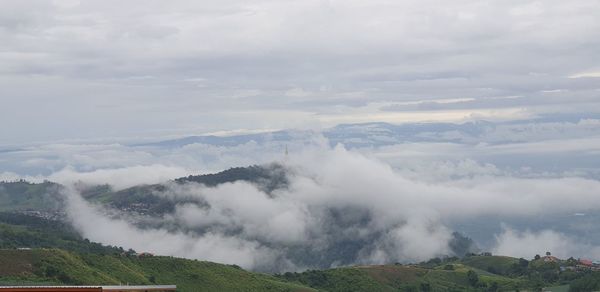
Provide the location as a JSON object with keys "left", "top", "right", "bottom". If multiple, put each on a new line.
{"left": 134, "top": 121, "right": 497, "bottom": 149}
{"left": 133, "top": 112, "right": 600, "bottom": 150}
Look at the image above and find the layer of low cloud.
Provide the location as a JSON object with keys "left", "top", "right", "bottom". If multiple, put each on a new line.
{"left": 493, "top": 227, "right": 600, "bottom": 260}
{"left": 3, "top": 117, "right": 600, "bottom": 179}
{"left": 63, "top": 187, "right": 286, "bottom": 270}
{"left": 58, "top": 144, "right": 600, "bottom": 271}
{"left": 2, "top": 117, "right": 599, "bottom": 270}
{"left": 1, "top": 164, "right": 191, "bottom": 190}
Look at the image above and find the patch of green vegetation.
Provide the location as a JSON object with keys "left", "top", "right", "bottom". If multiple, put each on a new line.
{"left": 78, "top": 164, "right": 290, "bottom": 217}
{"left": 278, "top": 254, "right": 586, "bottom": 292}
{"left": 279, "top": 267, "right": 396, "bottom": 292}
{"left": 461, "top": 256, "right": 520, "bottom": 276}
{"left": 176, "top": 163, "right": 289, "bottom": 193}
{"left": 567, "top": 272, "right": 600, "bottom": 292}
{"left": 81, "top": 184, "right": 178, "bottom": 215}
{"left": 279, "top": 263, "right": 530, "bottom": 292}
{"left": 0, "top": 181, "right": 63, "bottom": 212}
{"left": 0, "top": 212, "right": 123, "bottom": 255}
{"left": 544, "top": 284, "right": 570, "bottom": 292}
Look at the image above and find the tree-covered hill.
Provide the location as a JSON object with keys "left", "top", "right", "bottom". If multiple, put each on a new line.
{"left": 0, "top": 180, "right": 64, "bottom": 213}
{"left": 175, "top": 162, "right": 289, "bottom": 193}
{"left": 0, "top": 212, "right": 121, "bottom": 254}
{"left": 79, "top": 163, "right": 290, "bottom": 216}
{"left": 0, "top": 163, "right": 290, "bottom": 217}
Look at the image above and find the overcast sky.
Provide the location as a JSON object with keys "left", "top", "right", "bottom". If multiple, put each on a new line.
{"left": 1, "top": 0, "right": 600, "bottom": 144}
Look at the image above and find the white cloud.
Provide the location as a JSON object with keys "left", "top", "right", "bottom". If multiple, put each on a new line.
{"left": 493, "top": 226, "right": 600, "bottom": 260}
{"left": 48, "top": 165, "right": 190, "bottom": 190}
{"left": 63, "top": 186, "right": 286, "bottom": 270}
{"left": 569, "top": 71, "right": 600, "bottom": 78}
{"left": 1, "top": 165, "right": 189, "bottom": 190}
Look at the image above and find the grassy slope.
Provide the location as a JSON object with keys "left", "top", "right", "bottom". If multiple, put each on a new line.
{"left": 0, "top": 248, "right": 530, "bottom": 292}
{"left": 461, "top": 256, "right": 520, "bottom": 275}
{"left": 0, "top": 249, "right": 314, "bottom": 292}
{"left": 0, "top": 213, "right": 311, "bottom": 292}
{"left": 280, "top": 259, "right": 531, "bottom": 292}
{"left": 0, "top": 248, "right": 570, "bottom": 292}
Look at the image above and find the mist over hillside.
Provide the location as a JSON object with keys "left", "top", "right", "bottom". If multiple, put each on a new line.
{"left": 2, "top": 119, "right": 600, "bottom": 272}
{"left": 2, "top": 1, "right": 600, "bottom": 290}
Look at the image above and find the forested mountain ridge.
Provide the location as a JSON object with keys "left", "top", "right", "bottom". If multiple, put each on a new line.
{"left": 0, "top": 163, "right": 290, "bottom": 217}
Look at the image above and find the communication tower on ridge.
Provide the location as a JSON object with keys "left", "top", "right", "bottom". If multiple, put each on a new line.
{"left": 282, "top": 144, "right": 289, "bottom": 163}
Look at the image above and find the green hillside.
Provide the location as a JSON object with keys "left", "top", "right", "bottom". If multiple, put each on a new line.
{"left": 0, "top": 212, "right": 314, "bottom": 291}
{"left": 5, "top": 250, "right": 596, "bottom": 292}
{"left": 279, "top": 262, "right": 528, "bottom": 292}
{"left": 0, "top": 249, "right": 315, "bottom": 292}
{"left": 79, "top": 163, "right": 290, "bottom": 216}
{"left": 461, "top": 256, "right": 521, "bottom": 276}
{"left": 0, "top": 181, "right": 63, "bottom": 213}
{"left": 0, "top": 164, "right": 289, "bottom": 217}
{"left": 0, "top": 212, "right": 122, "bottom": 254}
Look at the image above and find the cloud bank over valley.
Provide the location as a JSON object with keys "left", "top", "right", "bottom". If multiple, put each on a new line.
{"left": 2, "top": 118, "right": 596, "bottom": 271}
